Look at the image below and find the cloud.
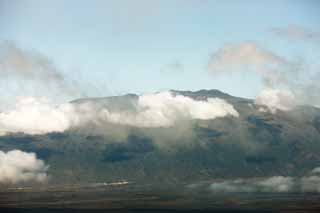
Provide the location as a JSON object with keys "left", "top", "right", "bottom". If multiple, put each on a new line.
{"left": 161, "top": 61, "right": 184, "bottom": 73}
{"left": 0, "top": 41, "right": 80, "bottom": 103}
{"left": 208, "top": 167, "right": 320, "bottom": 193}
{"left": 300, "top": 176, "right": 320, "bottom": 193}
{"left": 207, "top": 42, "right": 297, "bottom": 113}
{"left": 311, "top": 167, "right": 320, "bottom": 175}
{"left": 0, "top": 97, "right": 75, "bottom": 135}
{"left": 207, "top": 41, "right": 320, "bottom": 111}
{"left": 294, "top": 72, "right": 320, "bottom": 108}
{"left": 0, "top": 91, "right": 239, "bottom": 135}
{"left": 255, "top": 88, "right": 296, "bottom": 113}
{"left": 210, "top": 176, "right": 294, "bottom": 193}
{"left": 207, "top": 41, "right": 289, "bottom": 85}
{"left": 0, "top": 150, "right": 49, "bottom": 184}
{"left": 0, "top": 41, "right": 64, "bottom": 83}
{"left": 105, "top": 91, "right": 239, "bottom": 127}
{"left": 271, "top": 25, "right": 320, "bottom": 43}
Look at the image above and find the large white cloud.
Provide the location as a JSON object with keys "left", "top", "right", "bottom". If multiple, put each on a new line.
{"left": 0, "top": 150, "right": 49, "bottom": 184}
{"left": 0, "top": 97, "right": 74, "bottom": 135}
{"left": 255, "top": 88, "right": 296, "bottom": 113}
{"left": 103, "top": 91, "right": 239, "bottom": 127}
{"left": 0, "top": 91, "right": 239, "bottom": 135}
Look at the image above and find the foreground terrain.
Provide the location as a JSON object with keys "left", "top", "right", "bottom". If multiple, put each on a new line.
{"left": 1, "top": 183, "right": 320, "bottom": 212}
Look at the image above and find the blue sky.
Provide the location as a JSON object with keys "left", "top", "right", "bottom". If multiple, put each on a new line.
{"left": 0, "top": 0, "right": 319, "bottom": 100}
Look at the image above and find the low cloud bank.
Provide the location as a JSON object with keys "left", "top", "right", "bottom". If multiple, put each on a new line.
{"left": 210, "top": 176, "right": 294, "bottom": 193}
{"left": 0, "top": 91, "right": 239, "bottom": 135}
{"left": 209, "top": 167, "right": 320, "bottom": 193}
{"left": 0, "top": 97, "right": 74, "bottom": 134}
{"left": 104, "top": 91, "right": 239, "bottom": 127}
{"left": 0, "top": 150, "right": 49, "bottom": 184}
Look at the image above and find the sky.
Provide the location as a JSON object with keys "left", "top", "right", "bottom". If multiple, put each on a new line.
{"left": 0, "top": 0, "right": 320, "bottom": 102}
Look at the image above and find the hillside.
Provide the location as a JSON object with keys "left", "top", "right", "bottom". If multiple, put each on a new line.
{"left": 1, "top": 89, "right": 320, "bottom": 186}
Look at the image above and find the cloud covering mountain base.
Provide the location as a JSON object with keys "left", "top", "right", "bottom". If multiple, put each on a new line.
{"left": 208, "top": 168, "right": 320, "bottom": 193}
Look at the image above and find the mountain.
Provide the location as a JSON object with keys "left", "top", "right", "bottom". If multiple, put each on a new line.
{"left": 1, "top": 89, "right": 320, "bottom": 186}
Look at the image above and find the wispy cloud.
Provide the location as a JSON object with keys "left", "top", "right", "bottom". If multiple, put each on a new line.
{"left": 207, "top": 41, "right": 320, "bottom": 112}
{"left": 0, "top": 41, "right": 64, "bottom": 83}
{"left": 207, "top": 41, "right": 290, "bottom": 86}
{"left": 161, "top": 60, "right": 184, "bottom": 73}
{"left": 0, "top": 41, "right": 81, "bottom": 103}
{"left": 270, "top": 25, "right": 320, "bottom": 43}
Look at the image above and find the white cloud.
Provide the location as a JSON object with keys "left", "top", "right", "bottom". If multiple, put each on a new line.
{"left": 255, "top": 88, "right": 296, "bottom": 113}
{"left": 210, "top": 179, "right": 256, "bottom": 193}
{"left": 0, "top": 97, "right": 74, "bottom": 135}
{"left": 208, "top": 167, "right": 320, "bottom": 193}
{"left": 311, "top": 167, "right": 320, "bottom": 175}
{"left": 0, "top": 150, "right": 49, "bottom": 184}
{"left": 105, "top": 91, "right": 239, "bottom": 127}
{"left": 210, "top": 176, "right": 293, "bottom": 193}
{"left": 257, "top": 176, "right": 294, "bottom": 192}
{"left": 0, "top": 91, "right": 239, "bottom": 135}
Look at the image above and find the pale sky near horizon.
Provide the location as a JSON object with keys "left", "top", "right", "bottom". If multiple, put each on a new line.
{"left": 0, "top": 0, "right": 319, "bottom": 102}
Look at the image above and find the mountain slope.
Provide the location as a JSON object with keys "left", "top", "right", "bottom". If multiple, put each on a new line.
{"left": 1, "top": 89, "right": 320, "bottom": 185}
